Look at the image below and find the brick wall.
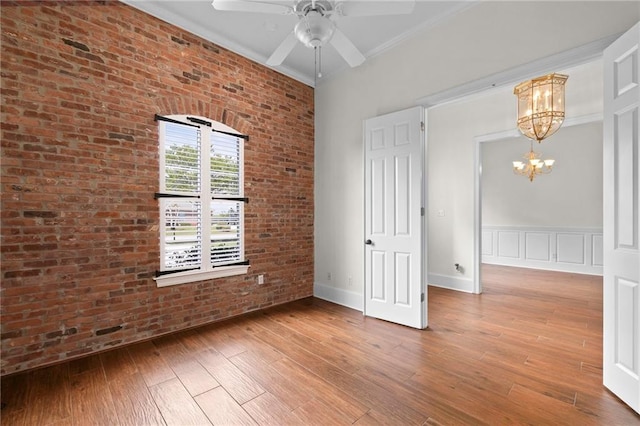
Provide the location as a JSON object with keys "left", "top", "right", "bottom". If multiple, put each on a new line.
{"left": 0, "top": 1, "right": 314, "bottom": 375}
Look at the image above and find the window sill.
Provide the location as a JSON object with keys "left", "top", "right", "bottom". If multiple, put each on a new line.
{"left": 154, "top": 264, "right": 250, "bottom": 287}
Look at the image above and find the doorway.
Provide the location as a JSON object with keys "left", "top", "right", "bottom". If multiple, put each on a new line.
{"left": 473, "top": 114, "right": 603, "bottom": 293}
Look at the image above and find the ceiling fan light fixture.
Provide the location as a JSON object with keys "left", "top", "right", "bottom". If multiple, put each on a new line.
{"left": 294, "top": 10, "right": 335, "bottom": 48}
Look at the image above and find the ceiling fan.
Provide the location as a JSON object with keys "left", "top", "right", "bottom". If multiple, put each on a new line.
{"left": 211, "top": 0, "right": 416, "bottom": 70}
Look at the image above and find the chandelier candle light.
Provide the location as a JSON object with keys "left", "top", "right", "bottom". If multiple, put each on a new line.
{"left": 512, "top": 73, "right": 567, "bottom": 182}
{"left": 512, "top": 142, "right": 555, "bottom": 182}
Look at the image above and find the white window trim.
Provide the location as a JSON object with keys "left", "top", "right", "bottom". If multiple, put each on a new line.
{"left": 154, "top": 114, "right": 248, "bottom": 287}
{"left": 155, "top": 264, "right": 250, "bottom": 287}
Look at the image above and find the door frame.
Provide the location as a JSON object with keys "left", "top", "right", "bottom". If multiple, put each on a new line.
{"left": 417, "top": 38, "right": 615, "bottom": 295}
{"left": 472, "top": 113, "right": 603, "bottom": 293}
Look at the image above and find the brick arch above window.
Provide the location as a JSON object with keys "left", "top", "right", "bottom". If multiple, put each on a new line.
{"left": 155, "top": 98, "right": 254, "bottom": 138}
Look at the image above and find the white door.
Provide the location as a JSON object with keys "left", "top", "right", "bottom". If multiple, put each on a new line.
{"left": 603, "top": 21, "right": 640, "bottom": 415}
{"left": 364, "top": 106, "right": 426, "bottom": 329}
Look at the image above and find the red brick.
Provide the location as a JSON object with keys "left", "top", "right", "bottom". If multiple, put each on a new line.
{"left": 1, "top": 0, "right": 313, "bottom": 375}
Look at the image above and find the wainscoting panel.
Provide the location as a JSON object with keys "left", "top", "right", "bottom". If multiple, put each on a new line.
{"left": 497, "top": 231, "right": 520, "bottom": 258}
{"left": 525, "top": 232, "right": 551, "bottom": 261}
{"left": 482, "top": 226, "right": 603, "bottom": 275}
{"left": 592, "top": 234, "right": 604, "bottom": 266}
{"left": 482, "top": 230, "right": 494, "bottom": 256}
{"left": 557, "top": 233, "right": 586, "bottom": 264}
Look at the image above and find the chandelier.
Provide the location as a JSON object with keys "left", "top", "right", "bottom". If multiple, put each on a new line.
{"left": 514, "top": 73, "right": 568, "bottom": 143}
{"left": 512, "top": 141, "right": 555, "bottom": 182}
{"left": 512, "top": 73, "right": 566, "bottom": 182}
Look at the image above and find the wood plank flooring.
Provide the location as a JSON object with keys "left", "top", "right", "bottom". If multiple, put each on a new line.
{"left": 2, "top": 265, "right": 639, "bottom": 425}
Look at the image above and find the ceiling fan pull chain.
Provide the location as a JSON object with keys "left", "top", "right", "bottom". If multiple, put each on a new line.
{"left": 318, "top": 45, "right": 322, "bottom": 78}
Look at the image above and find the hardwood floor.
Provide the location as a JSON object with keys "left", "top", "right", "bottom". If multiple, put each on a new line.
{"left": 2, "top": 265, "right": 638, "bottom": 425}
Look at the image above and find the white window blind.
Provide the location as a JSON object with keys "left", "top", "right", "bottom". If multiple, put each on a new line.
{"left": 155, "top": 114, "right": 248, "bottom": 285}
{"left": 211, "top": 132, "right": 240, "bottom": 196}
{"left": 161, "top": 199, "right": 202, "bottom": 271}
{"left": 164, "top": 124, "right": 201, "bottom": 194}
{"left": 211, "top": 200, "right": 242, "bottom": 266}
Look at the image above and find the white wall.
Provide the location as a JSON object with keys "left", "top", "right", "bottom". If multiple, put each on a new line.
{"left": 481, "top": 122, "right": 603, "bottom": 228}
{"left": 314, "top": 2, "right": 640, "bottom": 308}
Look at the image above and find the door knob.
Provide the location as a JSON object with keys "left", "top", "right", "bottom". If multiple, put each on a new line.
{"left": 365, "top": 239, "right": 373, "bottom": 245}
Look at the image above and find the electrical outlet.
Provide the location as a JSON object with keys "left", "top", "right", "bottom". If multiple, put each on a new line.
{"left": 327, "top": 272, "right": 332, "bottom": 281}
{"left": 348, "top": 276, "right": 353, "bottom": 286}
{"left": 258, "top": 274, "right": 264, "bottom": 285}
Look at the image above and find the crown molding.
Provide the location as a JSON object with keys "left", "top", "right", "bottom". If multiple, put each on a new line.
{"left": 120, "top": 0, "right": 315, "bottom": 87}
{"left": 416, "top": 34, "right": 621, "bottom": 108}
{"left": 366, "top": 1, "right": 479, "bottom": 60}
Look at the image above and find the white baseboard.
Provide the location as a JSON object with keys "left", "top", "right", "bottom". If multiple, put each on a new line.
{"left": 428, "top": 273, "right": 474, "bottom": 293}
{"left": 314, "top": 275, "right": 474, "bottom": 309}
{"left": 313, "top": 282, "right": 363, "bottom": 312}
{"left": 481, "top": 258, "right": 603, "bottom": 276}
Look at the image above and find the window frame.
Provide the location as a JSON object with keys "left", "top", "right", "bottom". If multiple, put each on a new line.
{"left": 155, "top": 114, "right": 249, "bottom": 287}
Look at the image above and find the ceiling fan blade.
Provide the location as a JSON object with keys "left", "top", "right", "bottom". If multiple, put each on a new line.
{"left": 266, "top": 31, "right": 299, "bottom": 66}
{"left": 337, "top": 0, "right": 415, "bottom": 17}
{"left": 330, "top": 28, "right": 365, "bottom": 67}
{"left": 212, "top": 0, "right": 293, "bottom": 15}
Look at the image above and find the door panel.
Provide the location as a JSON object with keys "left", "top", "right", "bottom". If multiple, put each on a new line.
{"left": 395, "top": 154, "right": 411, "bottom": 236}
{"left": 395, "top": 252, "right": 411, "bottom": 305}
{"left": 371, "top": 157, "right": 386, "bottom": 234}
{"left": 603, "top": 21, "right": 640, "bottom": 415}
{"left": 364, "top": 106, "right": 426, "bottom": 329}
{"left": 614, "top": 108, "right": 638, "bottom": 249}
{"left": 371, "top": 251, "right": 386, "bottom": 301}
{"left": 615, "top": 277, "right": 638, "bottom": 372}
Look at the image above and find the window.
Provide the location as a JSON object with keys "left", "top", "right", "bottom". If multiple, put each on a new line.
{"left": 155, "top": 114, "right": 249, "bottom": 287}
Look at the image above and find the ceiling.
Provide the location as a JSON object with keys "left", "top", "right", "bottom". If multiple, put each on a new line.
{"left": 121, "top": 0, "right": 475, "bottom": 87}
